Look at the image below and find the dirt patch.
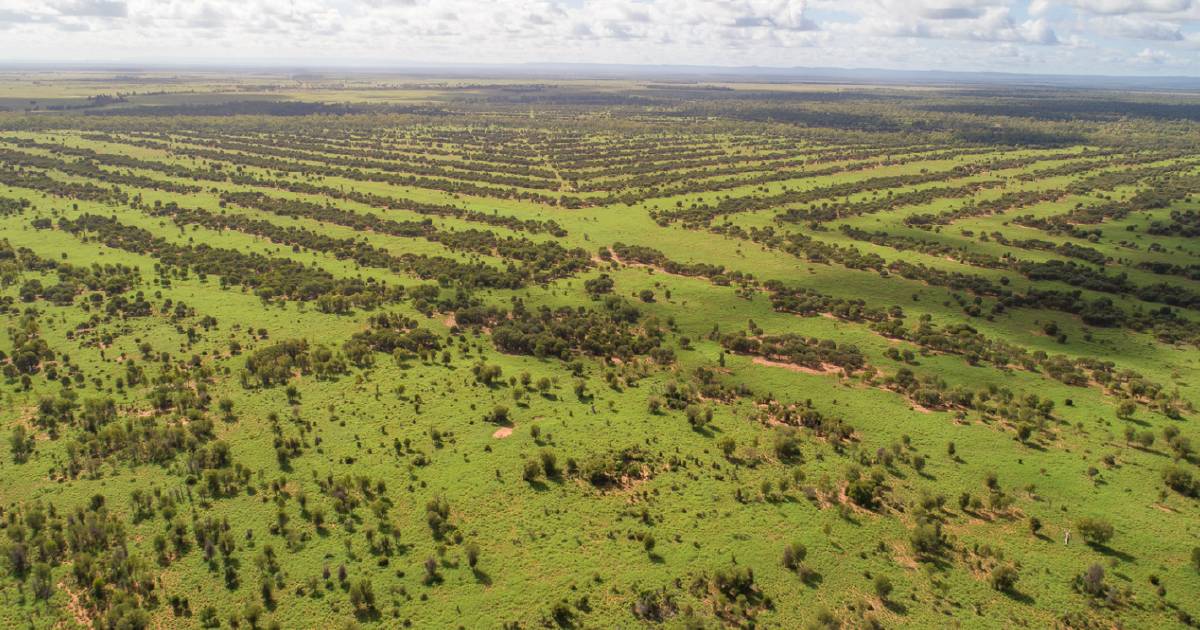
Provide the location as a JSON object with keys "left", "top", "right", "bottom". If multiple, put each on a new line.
{"left": 910, "top": 403, "right": 933, "bottom": 414}
{"left": 58, "top": 581, "right": 93, "bottom": 629}
{"left": 492, "top": 426, "right": 513, "bottom": 439}
{"left": 891, "top": 542, "right": 919, "bottom": 570}
{"left": 751, "top": 356, "right": 841, "bottom": 376}
{"left": 442, "top": 314, "right": 457, "bottom": 328}
{"left": 609, "top": 251, "right": 690, "bottom": 279}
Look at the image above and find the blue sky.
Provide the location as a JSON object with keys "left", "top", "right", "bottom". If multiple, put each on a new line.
{"left": 2, "top": 0, "right": 1199, "bottom": 75}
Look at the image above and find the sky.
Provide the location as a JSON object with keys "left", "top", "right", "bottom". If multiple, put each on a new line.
{"left": 2, "top": 0, "right": 1200, "bottom": 75}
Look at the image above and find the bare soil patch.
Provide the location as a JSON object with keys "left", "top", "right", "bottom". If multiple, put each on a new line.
{"left": 751, "top": 356, "right": 841, "bottom": 376}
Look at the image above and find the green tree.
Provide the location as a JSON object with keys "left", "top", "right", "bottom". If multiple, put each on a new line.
{"left": 1076, "top": 517, "right": 1114, "bottom": 546}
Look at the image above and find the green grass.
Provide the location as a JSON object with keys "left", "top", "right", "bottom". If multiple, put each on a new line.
{"left": 0, "top": 77, "right": 1198, "bottom": 630}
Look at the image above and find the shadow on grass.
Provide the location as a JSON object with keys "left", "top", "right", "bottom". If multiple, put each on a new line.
{"left": 1001, "top": 588, "right": 1036, "bottom": 605}
{"left": 472, "top": 568, "right": 492, "bottom": 586}
{"left": 1091, "top": 543, "right": 1135, "bottom": 563}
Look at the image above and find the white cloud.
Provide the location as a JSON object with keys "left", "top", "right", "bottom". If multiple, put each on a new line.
{"left": 1092, "top": 14, "right": 1184, "bottom": 38}
{"left": 843, "top": 3, "right": 1059, "bottom": 44}
{"left": 53, "top": 0, "right": 128, "bottom": 18}
{"left": 1051, "top": 0, "right": 1192, "bottom": 15}
{"left": 0, "top": 0, "right": 1195, "bottom": 74}
{"left": 1135, "top": 45, "right": 1172, "bottom": 60}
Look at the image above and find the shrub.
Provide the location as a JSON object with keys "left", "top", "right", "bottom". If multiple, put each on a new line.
{"left": 1077, "top": 564, "right": 1106, "bottom": 597}
{"left": 990, "top": 564, "right": 1019, "bottom": 593}
{"left": 873, "top": 575, "right": 893, "bottom": 600}
{"left": 1163, "top": 465, "right": 1198, "bottom": 497}
{"left": 540, "top": 450, "right": 558, "bottom": 478}
{"left": 465, "top": 543, "right": 481, "bottom": 569}
{"left": 781, "top": 542, "right": 807, "bottom": 572}
{"left": 910, "top": 522, "right": 946, "bottom": 559}
{"left": 348, "top": 578, "right": 376, "bottom": 615}
{"left": 522, "top": 459, "right": 542, "bottom": 482}
{"left": 1076, "top": 517, "right": 1114, "bottom": 546}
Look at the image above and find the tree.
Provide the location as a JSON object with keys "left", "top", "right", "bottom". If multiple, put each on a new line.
{"left": 422, "top": 556, "right": 441, "bottom": 585}
{"left": 1078, "top": 564, "right": 1106, "bottom": 597}
{"left": 465, "top": 542, "right": 481, "bottom": 569}
{"left": 910, "top": 522, "right": 946, "bottom": 559}
{"left": 522, "top": 459, "right": 542, "bottom": 483}
{"left": 873, "top": 575, "right": 893, "bottom": 600}
{"left": 485, "top": 405, "right": 510, "bottom": 425}
{"left": 10, "top": 425, "right": 32, "bottom": 463}
{"left": 348, "top": 578, "right": 376, "bottom": 616}
{"left": 243, "top": 602, "right": 263, "bottom": 629}
{"left": 781, "top": 540, "right": 818, "bottom": 585}
{"left": 989, "top": 564, "right": 1019, "bottom": 593}
{"left": 1076, "top": 517, "right": 1114, "bottom": 546}
{"left": 199, "top": 606, "right": 220, "bottom": 628}
{"left": 31, "top": 562, "right": 53, "bottom": 600}
{"left": 539, "top": 450, "right": 558, "bottom": 478}
{"left": 1163, "top": 465, "right": 1198, "bottom": 497}
{"left": 718, "top": 437, "right": 736, "bottom": 459}
{"left": 782, "top": 541, "right": 807, "bottom": 572}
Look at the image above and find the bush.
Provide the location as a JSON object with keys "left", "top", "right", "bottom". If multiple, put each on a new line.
{"left": 465, "top": 542, "right": 481, "bottom": 569}
{"left": 990, "top": 564, "right": 1019, "bottom": 593}
{"left": 910, "top": 522, "right": 946, "bottom": 559}
{"left": 522, "top": 459, "right": 542, "bottom": 482}
{"left": 9, "top": 425, "right": 32, "bottom": 463}
{"left": 873, "top": 575, "right": 893, "bottom": 600}
{"left": 781, "top": 542, "right": 807, "bottom": 572}
{"left": 1077, "top": 564, "right": 1106, "bottom": 597}
{"left": 348, "top": 578, "right": 376, "bottom": 615}
{"left": 1163, "top": 465, "right": 1198, "bottom": 497}
{"left": 540, "top": 450, "right": 558, "bottom": 478}
{"left": 1076, "top": 517, "right": 1114, "bottom": 546}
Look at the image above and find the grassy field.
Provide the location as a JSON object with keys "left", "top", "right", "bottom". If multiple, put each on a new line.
{"left": 1, "top": 73, "right": 1199, "bottom": 629}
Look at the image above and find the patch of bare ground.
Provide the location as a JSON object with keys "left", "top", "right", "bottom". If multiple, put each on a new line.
{"left": 58, "top": 581, "right": 93, "bottom": 629}
{"left": 609, "top": 251, "right": 691, "bottom": 279}
{"left": 751, "top": 356, "right": 842, "bottom": 376}
{"left": 492, "top": 426, "right": 513, "bottom": 439}
{"left": 891, "top": 541, "right": 919, "bottom": 570}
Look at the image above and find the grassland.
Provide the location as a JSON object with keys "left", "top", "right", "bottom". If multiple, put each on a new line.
{"left": 1, "top": 73, "right": 1199, "bottom": 629}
